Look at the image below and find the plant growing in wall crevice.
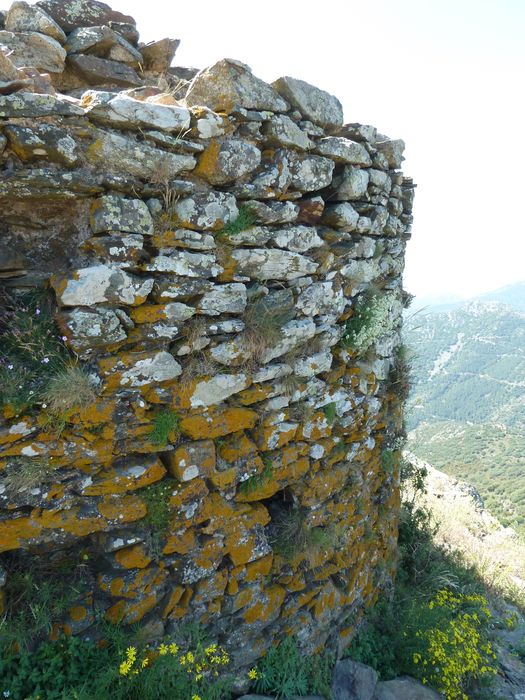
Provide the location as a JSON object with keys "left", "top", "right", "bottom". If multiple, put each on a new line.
{"left": 342, "top": 290, "right": 400, "bottom": 357}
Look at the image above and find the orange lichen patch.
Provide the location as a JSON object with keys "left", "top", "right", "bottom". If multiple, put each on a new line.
{"left": 312, "top": 584, "right": 341, "bottom": 621}
{"left": 193, "top": 569, "right": 228, "bottom": 605}
{"left": 243, "top": 585, "right": 286, "bottom": 624}
{"left": 99, "top": 566, "right": 167, "bottom": 601}
{"left": 193, "top": 535, "right": 225, "bottom": 571}
{"left": 164, "top": 440, "right": 215, "bottom": 482}
{"left": 115, "top": 544, "right": 152, "bottom": 570}
{"left": 72, "top": 400, "right": 116, "bottom": 429}
{"left": 107, "top": 593, "right": 160, "bottom": 625}
{"left": 236, "top": 384, "right": 273, "bottom": 406}
{"left": 0, "top": 515, "right": 42, "bottom": 553}
{"left": 245, "top": 554, "right": 273, "bottom": 582}
{"left": 208, "top": 466, "right": 237, "bottom": 491}
{"left": 193, "top": 138, "right": 221, "bottom": 182}
{"left": 169, "top": 479, "right": 210, "bottom": 528}
{"left": 98, "top": 495, "right": 147, "bottom": 522}
{"left": 254, "top": 423, "right": 298, "bottom": 451}
{"left": 218, "top": 431, "right": 263, "bottom": 468}
{"left": 162, "top": 586, "right": 185, "bottom": 618}
{"left": 312, "top": 561, "right": 341, "bottom": 581}
{"left": 296, "top": 412, "right": 332, "bottom": 441}
{"left": 1, "top": 440, "right": 47, "bottom": 458}
{"left": 82, "top": 458, "right": 166, "bottom": 496}
{"left": 129, "top": 305, "right": 178, "bottom": 324}
{"left": 232, "top": 586, "right": 255, "bottom": 613}
{"left": 281, "top": 587, "right": 319, "bottom": 619}
{"left": 69, "top": 605, "right": 88, "bottom": 622}
{"left": 324, "top": 362, "right": 347, "bottom": 385}
{"left": 168, "top": 586, "right": 193, "bottom": 620}
{"left": 280, "top": 575, "right": 306, "bottom": 593}
{"left": 163, "top": 527, "right": 196, "bottom": 555}
{"left": 180, "top": 407, "right": 258, "bottom": 440}
{"left": 301, "top": 465, "right": 349, "bottom": 508}
{"left": 202, "top": 494, "right": 270, "bottom": 533}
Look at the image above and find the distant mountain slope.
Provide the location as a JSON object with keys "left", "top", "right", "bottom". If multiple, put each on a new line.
{"left": 404, "top": 284, "right": 525, "bottom": 536}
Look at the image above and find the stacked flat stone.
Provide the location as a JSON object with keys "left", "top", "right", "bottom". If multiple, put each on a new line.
{"left": 0, "top": 1, "right": 415, "bottom": 671}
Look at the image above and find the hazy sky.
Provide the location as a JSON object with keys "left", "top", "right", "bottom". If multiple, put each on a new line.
{"left": 107, "top": 0, "right": 525, "bottom": 299}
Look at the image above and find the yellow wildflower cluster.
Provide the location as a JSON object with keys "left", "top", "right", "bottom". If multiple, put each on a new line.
{"left": 118, "top": 640, "right": 230, "bottom": 687}
{"left": 412, "top": 589, "right": 497, "bottom": 700}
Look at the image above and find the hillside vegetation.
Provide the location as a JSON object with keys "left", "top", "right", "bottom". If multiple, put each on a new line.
{"left": 405, "top": 281, "right": 525, "bottom": 536}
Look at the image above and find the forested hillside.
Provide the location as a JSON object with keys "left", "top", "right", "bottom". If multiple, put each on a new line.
{"left": 405, "top": 282, "right": 525, "bottom": 535}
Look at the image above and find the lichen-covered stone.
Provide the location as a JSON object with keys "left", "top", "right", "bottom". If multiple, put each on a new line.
{"left": 231, "top": 249, "right": 318, "bottom": 280}
{"left": 90, "top": 194, "right": 154, "bottom": 235}
{"left": 36, "top": 0, "right": 135, "bottom": 34}
{"left": 68, "top": 54, "right": 141, "bottom": 87}
{"left": 321, "top": 203, "right": 360, "bottom": 231}
{"left": 5, "top": 1, "right": 66, "bottom": 43}
{"left": 144, "top": 252, "right": 222, "bottom": 278}
{"left": 52, "top": 265, "right": 153, "bottom": 306}
{"left": 331, "top": 165, "right": 370, "bottom": 201}
{"left": 272, "top": 76, "right": 344, "bottom": 129}
{"left": 4, "top": 124, "right": 79, "bottom": 166}
{"left": 315, "top": 136, "right": 372, "bottom": 166}
{"left": 190, "top": 373, "right": 249, "bottom": 408}
{"left": 0, "top": 92, "right": 83, "bottom": 117}
{"left": 297, "top": 281, "right": 345, "bottom": 317}
{"left": 0, "top": 30, "right": 66, "bottom": 73}
{"left": 198, "top": 283, "right": 247, "bottom": 315}
{"left": 140, "top": 38, "right": 180, "bottom": 73}
{"left": 289, "top": 154, "right": 334, "bottom": 192}
{"left": 82, "top": 91, "right": 191, "bottom": 132}
{"left": 166, "top": 191, "right": 238, "bottom": 231}
{"left": 59, "top": 307, "right": 128, "bottom": 356}
{"left": 65, "top": 25, "right": 141, "bottom": 64}
{"left": 195, "top": 138, "right": 262, "bottom": 185}
{"left": 375, "top": 138, "right": 405, "bottom": 169}
{"left": 262, "top": 114, "right": 313, "bottom": 150}
{"left": 185, "top": 58, "right": 288, "bottom": 113}
{"left": 85, "top": 130, "right": 196, "bottom": 180}
{"left": 272, "top": 225, "right": 323, "bottom": 253}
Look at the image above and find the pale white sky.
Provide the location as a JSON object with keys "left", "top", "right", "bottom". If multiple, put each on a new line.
{"left": 107, "top": 0, "right": 525, "bottom": 299}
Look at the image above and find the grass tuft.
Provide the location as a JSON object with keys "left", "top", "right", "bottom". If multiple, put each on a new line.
{"left": 215, "top": 205, "right": 257, "bottom": 240}
{"left": 148, "top": 410, "right": 180, "bottom": 446}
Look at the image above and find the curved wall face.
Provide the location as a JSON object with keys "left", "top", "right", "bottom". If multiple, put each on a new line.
{"left": 0, "top": 1, "right": 414, "bottom": 667}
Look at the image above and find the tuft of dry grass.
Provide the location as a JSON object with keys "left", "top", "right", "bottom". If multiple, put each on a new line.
{"left": 270, "top": 506, "right": 339, "bottom": 564}
{"left": 4, "top": 457, "right": 60, "bottom": 491}
{"left": 41, "top": 364, "right": 96, "bottom": 416}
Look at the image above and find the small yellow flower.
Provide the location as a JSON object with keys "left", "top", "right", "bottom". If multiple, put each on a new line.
{"left": 191, "top": 695, "right": 201, "bottom": 700}
{"left": 248, "top": 668, "right": 258, "bottom": 680}
{"left": 158, "top": 643, "right": 168, "bottom": 656}
{"left": 169, "top": 642, "right": 179, "bottom": 655}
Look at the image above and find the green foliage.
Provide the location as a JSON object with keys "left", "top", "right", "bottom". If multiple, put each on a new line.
{"left": 380, "top": 449, "right": 397, "bottom": 475}
{"left": 216, "top": 205, "right": 257, "bottom": 239}
{"left": 270, "top": 506, "right": 338, "bottom": 563}
{"left": 148, "top": 409, "right": 180, "bottom": 446}
{"left": 342, "top": 291, "right": 398, "bottom": 356}
{"left": 0, "top": 289, "right": 70, "bottom": 414}
{"left": 252, "top": 636, "right": 333, "bottom": 699}
{"left": 346, "top": 479, "right": 498, "bottom": 699}
{"left": 0, "top": 635, "right": 114, "bottom": 700}
{"left": 321, "top": 402, "right": 337, "bottom": 424}
{"left": 139, "top": 479, "right": 174, "bottom": 535}
{"left": 239, "top": 453, "right": 273, "bottom": 496}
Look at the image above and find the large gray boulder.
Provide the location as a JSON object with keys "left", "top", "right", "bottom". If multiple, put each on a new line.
{"left": 373, "top": 677, "right": 442, "bottom": 699}
{"left": 331, "top": 658, "right": 378, "bottom": 700}
{"left": 185, "top": 58, "right": 288, "bottom": 113}
{"left": 0, "top": 30, "right": 66, "bottom": 73}
{"left": 272, "top": 75, "right": 344, "bottom": 129}
{"left": 5, "top": 1, "right": 66, "bottom": 43}
{"left": 36, "top": 0, "right": 135, "bottom": 34}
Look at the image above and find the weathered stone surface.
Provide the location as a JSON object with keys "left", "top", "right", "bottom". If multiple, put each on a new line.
{"left": 294, "top": 349, "right": 333, "bottom": 377}
{"left": 68, "top": 54, "right": 141, "bottom": 87}
{"left": 0, "top": 30, "right": 66, "bottom": 73}
{"left": 36, "top": 0, "right": 135, "bottom": 34}
{"left": 190, "top": 373, "right": 249, "bottom": 408}
{"left": 0, "top": 49, "right": 21, "bottom": 82}
{"left": 341, "top": 123, "right": 378, "bottom": 143}
{"left": 262, "top": 114, "right": 313, "bottom": 150}
{"left": 231, "top": 249, "right": 318, "bottom": 280}
{"left": 297, "top": 281, "right": 345, "bottom": 317}
{"left": 5, "top": 1, "right": 66, "bottom": 44}
{"left": 52, "top": 265, "right": 154, "bottom": 306}
{"left": 82, "top": 91, "right": 191, "bottom": 131}
{"left": 81, "top": 234, "right": 146, "bottom": 267}
{"left": 331, "top": 166, "right": 370, "bottom": 201}
{"left": 140, "top": 38, "right": 180, "bottom": 73}
{"left": 272, "top": 225, "right": 323, "bottom": 253}
{"left": 321, "top": 203, "right": 360, "bottom": 231}
{"left": 260, "top": 319, "right": 316, "bottom": 362}
{"left": 90, "top": 194, "right": 154, "bottom": 235}
{"left": 144, "top": 252, "right": 222, "bottom": 278}
{"left": 272, "top": 76, "right": 343, "bottom": 129}
{"left": 85, "top": 130, "right": 196, "bottom": 180}
{"left": 332, "top": 659, "right": 378, "bottom": 700}
{"left": 375, "top": 138, "right": 405, "bottom": 169}
{"left": 65, "top": 25, "right": 142, "bottom": 65}
{"left": 118, "top": 351, "right": 182, "bottom": 387}
{"left": 195, "top": 138, "right": 262, "bottom": 185}
{"left": 373, "top": 678, "right": 442, "bottom": 699}
{"left": 246, "top": 200, "right": 299, "bottom": 225}
{"left": 289, "top": 154, "right": 334, "bottom": 192}
{"left": 0, "top": 92, "right": 83, "bottom": 117}
{"left": 185, "top": 59, "right": 288, "bottom": 113}
{"left": 235, "top": 149, "right": 293, "bottom": 199}
{"left": 4, "top": 124, "right": 79, "bottom": 166}
{"left": 167, "top": 191, "right": 238, "bottom": 231}
{"left": 198, "top": 284, "right": 248, "bottom": 315}
{"left": 59, "top": 307, "right": 128, "bottom": 356}
{"left": 315, "top": 136, "right": 372, "bottom": 166}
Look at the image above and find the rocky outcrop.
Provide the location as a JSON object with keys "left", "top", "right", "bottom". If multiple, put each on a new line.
{"left": 0, "top": 0, "right": 415, "bottom": 670}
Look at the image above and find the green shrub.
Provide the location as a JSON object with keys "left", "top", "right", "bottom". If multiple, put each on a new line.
{"left": 252, "top": 636, "right": 333, "bottom": 699}
{"left": 216, "top": 205, "right": 257, "bottom": 239}
{"left": 148, "top": 409, "right": 180, "bottom": 446}
{"left": 342, "top": 291, "right": 399, "bottom": 356}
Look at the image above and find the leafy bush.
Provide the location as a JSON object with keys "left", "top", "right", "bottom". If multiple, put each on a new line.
{"left": 252, "top": 636, "right": 333, "bottom": 699}
{"left": 148, "top": 409, "right": 180, "bottom": 446}
{"left": 342, "top": 291, "right": 399, "bottom": 356}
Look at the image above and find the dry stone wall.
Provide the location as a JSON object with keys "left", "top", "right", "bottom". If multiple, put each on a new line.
{"left": 0, "top": 0, "right": 415, "bottom": 667}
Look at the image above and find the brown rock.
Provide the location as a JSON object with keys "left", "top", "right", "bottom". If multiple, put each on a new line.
{"left": 36, "top": 0, "right": 136, "bottom": 34}
{"left": 140, "top": 38, "right": 180, "bottom": 73}
{"left": 67, "top": 53, "right": 141, "bottom": 87}
{"left": 5, "top": 1, "right": 66, "bottom": 44}
{"left": 0, "top": 30, "right": 66, "bottom": 74}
